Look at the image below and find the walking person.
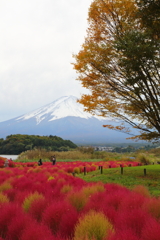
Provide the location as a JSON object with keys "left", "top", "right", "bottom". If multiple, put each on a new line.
{"left": 51, "top": 155, "right": 56, "bottom": 165}
{"left": 38, "top": 159, "right": 43, "bottom": 166}
{"left": 4, "top": 159, "right": 9, "bottom": 167}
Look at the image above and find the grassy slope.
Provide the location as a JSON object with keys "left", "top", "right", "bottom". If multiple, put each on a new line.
{"left": 79, "top": 164, "right": 160, "bottom": 197}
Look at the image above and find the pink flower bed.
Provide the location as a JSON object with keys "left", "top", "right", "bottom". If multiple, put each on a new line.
{"left": 0, "top": 158, "right": 141, "bottom": 173}
{"left": 0, "top": 163, "right": 160, "bottom": 240}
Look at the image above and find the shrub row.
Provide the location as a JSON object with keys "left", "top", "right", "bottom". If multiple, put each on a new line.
{"left": 0, "top": 163, "right": 160, "bottom": 239}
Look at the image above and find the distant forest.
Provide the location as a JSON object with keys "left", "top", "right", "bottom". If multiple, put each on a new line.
{"left": 0, "top": 134, "right": 77, "bottom": 154}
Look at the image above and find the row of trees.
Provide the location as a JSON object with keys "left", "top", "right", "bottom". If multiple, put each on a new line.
{"left": 112, "top": 144, "right": 155, "bottom": 153}
{"left": 0, "top": 134, "right": 77, "bottom": 154}
{"left": 73, "top": 0, "right": 160, "bottom": 142}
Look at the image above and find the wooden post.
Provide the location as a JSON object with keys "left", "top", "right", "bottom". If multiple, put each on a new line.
{"left": 121, "top": 166, "right": 123, "bottom": 175}
{"left": 100, "top": 166, "right": 103, "bottom": 174}
{"left": 144, "top": 168, "right": 146, "bottom": 176}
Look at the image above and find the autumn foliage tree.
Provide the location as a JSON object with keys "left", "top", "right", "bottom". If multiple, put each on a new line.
{"left": 73, "top": 0, "right": 160, "bottom": 141}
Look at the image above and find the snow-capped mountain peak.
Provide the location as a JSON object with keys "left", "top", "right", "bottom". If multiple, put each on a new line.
{"left": 16, "top": 95, "right": 105, "bottom": 124}
{"left": 0, "top": 95, "right": 140, "bottom": 144}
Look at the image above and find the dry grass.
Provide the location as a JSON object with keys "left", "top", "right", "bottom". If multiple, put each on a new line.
{"left": 17, "top": 148, "right": 111, "bottom": 161}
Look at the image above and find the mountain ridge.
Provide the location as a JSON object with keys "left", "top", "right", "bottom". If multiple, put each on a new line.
{"left": 0, "top": 95, "right": 140, "bottom": 144}
{"left": 16, "top": 95, "right": 107, "bottom": 124}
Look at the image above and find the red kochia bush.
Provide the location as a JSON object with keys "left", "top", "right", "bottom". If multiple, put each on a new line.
{"left": 6, "top": 211, "right": 33, "bottom": 240}
{"left": 14, "top": 190, "right": 30, "bottom": 205}
{"left": 42, "top": 200, "right": 75, "bottom": 235}
{"left": 0, "top": 157, "right": 6, "bottom": 168}
{"left": 141, "top": 218, "right": 160, "bottom": 240}
{"left": 83, "top": 188, "right": 127, "bottom": 225}
{"left": 0, "top": 161, "right": 4, "bottom": 168}
{"left": 29, "top": 198, "right": 48, "bottom": 222}
{"left": 143, "top": 197, "right": 160, "bottom": 220}
{"left": 58, "top": 205, "right": 79, "bottom": 239}
{"left": 20, "top": 222, "right": 55, "bottom": 240}
{"left": 114, "top": 209, "right": 152, "bottom": 238}
{"left": 0, "top": 203, "right": 22, "bottom": 239}
{"left": 119, "top": 191, "right": 146, "bottom": 211}
{"left": 109, "top": 229, "right": 141, "bottom": 240}
{"left": 5, "top": 188, "right": 17, "bottom": 202}
{"left": 8, "top": 160, "right": 15, "bottom": 168}
{"left": 1, "top": 162, "right": 160, "bottom": 240}
{"left": 104, "top": 187, "right": 128, "bottom": 211}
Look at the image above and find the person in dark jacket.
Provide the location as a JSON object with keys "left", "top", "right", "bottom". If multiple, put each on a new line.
{"left": 38, "top": 159, "right": 43, "bottom": 166}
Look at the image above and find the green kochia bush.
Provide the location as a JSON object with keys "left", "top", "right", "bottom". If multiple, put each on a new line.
{"left": 74, "top": 210, "right": 114, "bottom": 240}
{"left": 22, "top": 191, "right": 44, "bottom": 212}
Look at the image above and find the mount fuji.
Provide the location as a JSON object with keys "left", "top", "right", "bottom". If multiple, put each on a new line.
{"left": 0, "top": 96, "right": 138, "bottom": 144}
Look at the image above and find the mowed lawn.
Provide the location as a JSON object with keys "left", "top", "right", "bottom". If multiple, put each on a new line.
{"left": 79, "top": 164, "right": 160, "bottom": 197}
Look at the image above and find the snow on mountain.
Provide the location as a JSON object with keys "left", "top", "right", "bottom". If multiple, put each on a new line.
{"left": 16, "top": 95, "right": 106, "bottom": 124}
{"left": 0, "top": 95, "right": 142, "bottom": 144}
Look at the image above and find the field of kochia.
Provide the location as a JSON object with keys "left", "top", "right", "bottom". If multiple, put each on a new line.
{"left": 0, "top": 158, "right": 160, "bottom": 240}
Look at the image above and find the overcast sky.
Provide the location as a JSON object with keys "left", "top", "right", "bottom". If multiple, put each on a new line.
{"left": 0, "top": 0, "right": 92, "bottom": 122}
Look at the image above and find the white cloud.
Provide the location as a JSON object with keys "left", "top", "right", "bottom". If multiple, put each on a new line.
{"left": 0, "top": 0, "right": 91, "bottom": 122}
